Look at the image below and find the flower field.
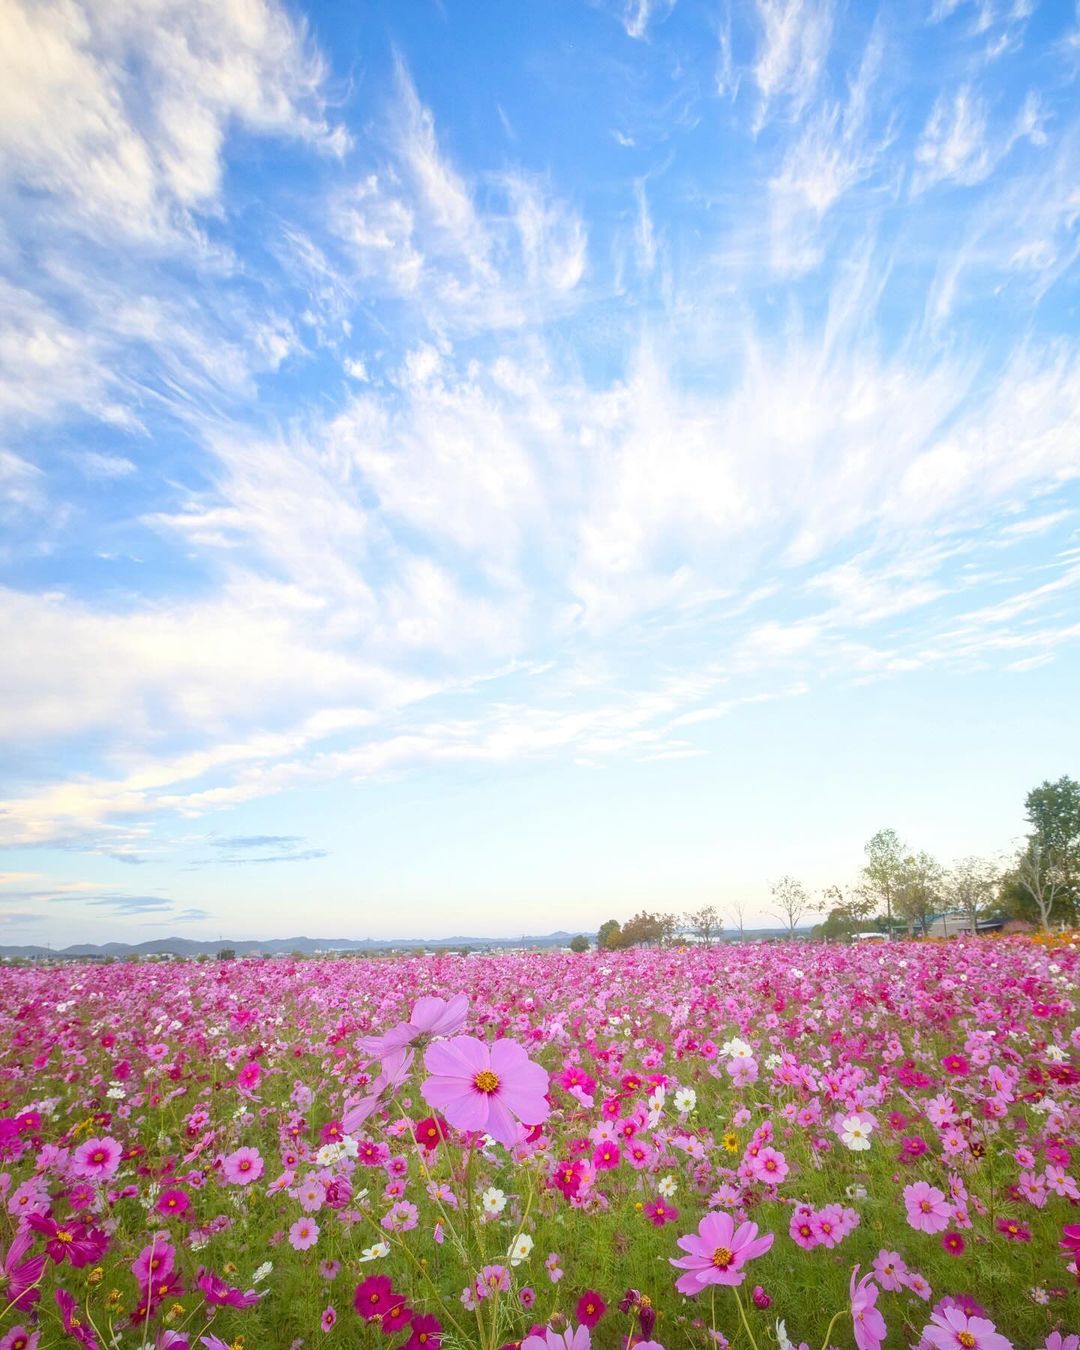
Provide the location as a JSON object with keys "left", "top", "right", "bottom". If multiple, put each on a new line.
{"left": 0, "top": 939, "right": 1077, "bottom": 1350}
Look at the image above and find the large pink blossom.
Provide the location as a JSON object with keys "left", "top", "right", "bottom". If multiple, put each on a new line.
{"left": 850, "top": 1266, "right": 886, "bottom": 1350}
{"left": 421, "top": 1035, "right": 549, "bottom": 1147}
{"left": 670, "top": 1211, "right": 774, "bottom": 1293}
{"left": 919, "top": 1306, "right": 1013, "bottom": 1350}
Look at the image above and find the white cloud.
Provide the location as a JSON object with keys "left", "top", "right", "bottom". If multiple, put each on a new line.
{"left": 0, "top": 0, "right": 341, "bottom": 244}
{"left": 914, "top": 87, "right": 993, "bottom": 189}
{"left": 752, "top": 0, "right": 835, "bottom": 131}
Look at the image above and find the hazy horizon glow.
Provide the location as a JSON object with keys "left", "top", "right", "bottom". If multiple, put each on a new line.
{"left": 2, "top": 0, "right": 1079, "bottom": 945}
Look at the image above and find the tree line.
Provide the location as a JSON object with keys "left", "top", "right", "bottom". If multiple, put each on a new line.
{"left": 575, "top": 775, "right": 1079, "bottom": 948}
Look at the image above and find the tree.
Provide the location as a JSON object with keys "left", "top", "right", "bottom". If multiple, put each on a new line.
{"left": 861, "top": 829, "right": 905, "bottom": 937}
{"left": 597, "top": 919, "right": 623, "bottom": 951}
{"left": 216, "top": 948, "right": 236, "bottom": 961}
{"left": 769, "top": 876, "right": 814, "bottom": 937}
{"left": 730, "top": 899, "right": 747, "bottom": 940}
{"left": 569, "top": 935, "right": 590, "bottom": 953}
{"left": 812, "top": 906, "right": 861, "bottom": 942}
{"left": 1014, "top": 839, "right": 1067, "bottom": 932}
{"left": 946, "top": 856, "right": 999, "bottom": 935}
{"left": 620, "top": 911, "right": 677, "bottom": 948}
{"left": 1024, "top": 776, "right": 1080, "bottom": 926}
{"left": 822, "top": 882, "right": 874, "bottom": 929}
{"left": 683, "top": 904, "right": 723, "bottom": 947}
{"left": 893, "top": 852, "right": 943, "bottom": 937}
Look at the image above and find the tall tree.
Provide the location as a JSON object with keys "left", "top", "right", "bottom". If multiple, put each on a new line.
{"left": 894, "top": 852, "right": 943, "bottom": 937}
{"left": 1014, "top": 840, "right": 1066, "bottom": 932}
{"left": 730, "top": 899, "right": 747, "bottom": 940}
{"left": 597, "top": 919, "right": 623, "bottom": 951}
{"left": 1024, "top": 776, "right": 1080, "bottom": 925}
{"left": 684, "top": 904, "right": 723, "bottom": 947}
{"left": 861, "top": 828, "right": 905, "bottom": 936}
{"left": 946, "top": 856, "right": 999, "bottom": 935}
{"left": 769, "top": 875, "right": 814, "bottom": 936}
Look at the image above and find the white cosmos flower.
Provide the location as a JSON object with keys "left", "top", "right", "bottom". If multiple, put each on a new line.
{"left": 839, "top": 1115, "right": 872, "bottom": 1151}
{"left": 673, "top": 1087, "right": 697, "bottom": 1113}
{"left": 657, "top": 1174, "right": 677, "bottom": 1198}
{"left": 360, "top": 1242, "right": 390, "bottom": 1262}
{"left": 507, "top": 1232, "right": 534, "bottom": 1266}
{"left": 481, "top": 1186, "right": 507, "bottom": 1215}
{"left": 252, "top": 1261, "right": 273, "bottom": 1284}
{"left": 722, "top": 1038, "right": 753, "bottom": 1060}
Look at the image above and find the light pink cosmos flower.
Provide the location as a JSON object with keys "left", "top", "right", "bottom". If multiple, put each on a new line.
{"left": 522, "top": 1326, "right": 591, "bottom": 1350}
{"left": 871, "top": 1250, "right": 907, "bottom": 1293}
{"left": 362, "top": 995, "right": 470, "bottom": 1059}
{"left": 1042, "top": 1336, "right": 1079, "bottom": 1350}
{"left": 849, "top": 1267, "right": 886, "bottom": 1350}
{"left": 919, "top": 1306, "right": 1013, "bottom": 1349}
{"left": 71, "top": 1137, "right": 122, "bottom": 1182}
{"left": 421, "top": 1036, "right": 550, "bottom": 1148}
{"left": 289, "top": 1218, "right": 319, "bottom": 1251}
{"left": 670, "top": 1211, "right": 774, "bottom": 1293}
{"left": 904, "top": 1181, "right": 951, "bottom": 1234}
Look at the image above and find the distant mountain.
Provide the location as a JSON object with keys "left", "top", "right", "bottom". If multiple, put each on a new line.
{"left": 0, "top": 926, "right": 802, "bottom": 960}
{"left": 0, "top": 932, "right": 580, "bottom": 960}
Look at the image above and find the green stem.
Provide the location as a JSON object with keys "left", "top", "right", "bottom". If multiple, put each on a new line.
{"left": 732, "top": 1285, "right": 761, "bottom": 1350}
{"left": 817, "top": 1308, "right": 844, "bottom": 1350}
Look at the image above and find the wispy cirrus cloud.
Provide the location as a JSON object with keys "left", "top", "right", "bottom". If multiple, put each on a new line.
{"left": 1, "top": 0, "right": 1079, "bottom": 938}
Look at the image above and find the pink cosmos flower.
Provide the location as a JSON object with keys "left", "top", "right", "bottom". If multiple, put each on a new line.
{"left": 670, "top": 1211, "right": 774, "bottom": 1293}
{"left": 289, "top": 1218, "right": 319, "bottom": 1251}
{"left": 0, "top": 1327, "right": 39, "bottom": 1350}
{"left": 71, "top": 1136, "right": 122, "bottom": 1182}
{"left": 362, "top": 995, "right": 470, "bottom": 1058}
{"left": 221, "top": 1147, "right": 263, "bottom": 1186}
{"left": 871, "top": 1250, "right": 907, "bottom": 1293}
{"left": 919, "top": 1306, "right": 1013, "bottom": 1349}
{"left": 421, "top": 1035, "right": 550, "bottom": 1147}
{"left": 904, "top": 1181, "right": 951, "bottom": 1234}
{"left": 321, "top": 1306, "right": 337, "bottom": 1334}
{"left": 522, "top": 1327, "right": 592, "bottom": 1350}
{"left": 132, "top": 1239, "right": 176, "bottom": 1286}
{"left": 1042, "top": 1336, "right": 1079, "bottom": 1350}
{"left": 195, "top": 1268, "right": 261, "bottom": 1308}
{"left": 751, "top": 1147, "right": 789, "bottom": 1185}
{"left": 849, "top": 1267, "right": 886, "bottom": 1350}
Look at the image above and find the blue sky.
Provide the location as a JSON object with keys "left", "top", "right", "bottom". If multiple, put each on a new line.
{"left": 1, "top": 0, "right": 1079, "bottom": 944}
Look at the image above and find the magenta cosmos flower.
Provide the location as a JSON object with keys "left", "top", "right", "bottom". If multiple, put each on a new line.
{"left": 670, "top": 1212, "right": 774, "bottom": 1293}
{"left": 421, "top": 1035, "right": 549, "bottom": 1147}
{"left": 919, "top": 1306, "right": 1013, "bottom": 1349}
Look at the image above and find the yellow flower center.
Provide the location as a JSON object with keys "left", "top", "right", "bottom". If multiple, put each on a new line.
{"left": 958, "top": 1335, "right": 976, "bottom": 1349}
{"left": 711, "top": 1246, "right": 734, "bottom": 1269}
{"left": 473, "top": 1069, "right": 500, "bottom": 1094}
{"left": 57, "top": 1230, "right": 74, "bottom": 1243}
